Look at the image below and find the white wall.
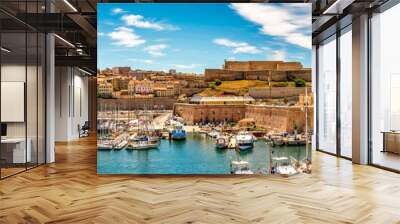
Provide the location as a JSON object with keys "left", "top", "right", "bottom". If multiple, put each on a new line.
{"left": 1, "top": 64, "right": 26, "bottom": 138}
{"left": 54, "top": 67, "right": 89, "bottom": 141}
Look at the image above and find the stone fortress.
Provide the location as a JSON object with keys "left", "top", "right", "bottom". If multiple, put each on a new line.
{"left": 173, "top": 60, "right": 313, "bottom": 133}
{"left": 205, "top": 60, "right": 311, "bottom": 82}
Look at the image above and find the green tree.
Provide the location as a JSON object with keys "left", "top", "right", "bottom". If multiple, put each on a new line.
{"left": 209, "top": 83, "right": 216, "bottom": 89}
{"left": 294, "top": 78, "right": 306, "bottom": 87}
{"left": 214, "top": 79, "right": 222, "bottom": 86}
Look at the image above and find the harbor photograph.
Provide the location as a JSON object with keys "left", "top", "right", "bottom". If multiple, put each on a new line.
{"left": 97, "top": 3, "right": 312, "bottom": 175}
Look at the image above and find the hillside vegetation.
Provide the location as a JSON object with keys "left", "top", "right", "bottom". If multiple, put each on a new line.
{"left": 198, "top": 80, "right": 311, "bottom": 97}
{"left": 200, "top": 80, "right": 268, "bottom": 96}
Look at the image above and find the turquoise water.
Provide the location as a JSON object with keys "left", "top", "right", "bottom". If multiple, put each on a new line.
{"left": 97, "top": 133, "right": 310, "bottom": 174}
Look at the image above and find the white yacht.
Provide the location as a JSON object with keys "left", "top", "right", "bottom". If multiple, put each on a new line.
{"left": 128, "top": 140, "right": 159, "bottom": 150}
{"left": 127, "top": 135, "right": 160, "bottom": 150}
{"left": 235, "top": 131, "right": 256, "bottom": 151}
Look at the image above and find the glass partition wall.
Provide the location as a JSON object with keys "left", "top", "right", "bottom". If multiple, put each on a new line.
{"left": 316, "top": 25, "right": 352, "bottom": 159}
{"left": 370, "top": 3, "right": 400, "bottom": 171}
{"left": 0, "top": 2, "right": 46, "bottom": 179}
{"left": 317, "top": 35, "right": 337, "bottom": 154}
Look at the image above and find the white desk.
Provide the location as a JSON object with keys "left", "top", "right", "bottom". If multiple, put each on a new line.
{"left": 1, "top": 138, "right": 31, "bottom": 163}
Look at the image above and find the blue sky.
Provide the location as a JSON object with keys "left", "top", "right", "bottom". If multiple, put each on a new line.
{"left": 98, "top": 3, "right": 311, "bottom": 74}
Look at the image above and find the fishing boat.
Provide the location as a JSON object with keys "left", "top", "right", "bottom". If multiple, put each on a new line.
{"left": 171, "top": 125, "right": 187, "bottom": 140}
{"left": 230, "top": 160, "right": 254, "bottom": 174}
{"left": 215, "top": 135, "right": 230, "bottom": 149}
{"left": 235, "top": 131, "right": 256, "bottom": 151}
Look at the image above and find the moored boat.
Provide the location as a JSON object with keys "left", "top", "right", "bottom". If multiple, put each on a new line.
{"left": 127, "top": 135, "right": 160, "bottom": 150}
{"left": 128, "top": 141, "right": 159, "bottom": 150}
{"left": 171, "top": 125, "right": 187, "bottom": 140}
{"left": 230, "top": 160, "right": 254, "bottom": 174}
{"left": 235, "top": 131, "right": 255, "bottom": 151}
{"left": 97, "top": 140, "right": 114, "bottom": 150}
{"left": 215, "top": 135, "right": 230, "bottom": 149}
{"left": 114, "top": 139, "right": 128, "bottom": 150}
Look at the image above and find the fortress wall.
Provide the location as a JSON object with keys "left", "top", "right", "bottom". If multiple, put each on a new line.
{"left": 270, "top": 70, "right": 288, "bottom": 81}
{"left": 287, "top": 69, "right": 312, "bottom": 82}
{"left": 248, "top": 61, "right": 281, "bottom": 70}
{"left": 243, "top": 70, "right": 270, "bottom": 80}
{"left": 206, "top": 61, "right": 311, "bottom": 82}
{"left": 276, "top": 62, "right": 303, "bottom": 71}
{"left": 223, "top": 61, "right": 251, "bottom": 71}
{"left": 245, "top": 105, "right": 313, "bottom": 133}
{"left": 204, "top": 69, "right": 243, "bottom": 81}
{"left": 174, "top": 104, "right": 246, "bottom": 125}
{"left": 174, "top": 103, "right": 314, "bottom": 133}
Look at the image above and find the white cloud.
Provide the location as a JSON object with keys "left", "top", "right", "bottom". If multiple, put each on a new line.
{"left": 144, "top": 44, "right": 168, "bottom": 57}
{"left": 108, "top": 27, "right": 145, "bottom": 48}
{"left": 98, "top": 32, "right": 105, "bottom": 36}
{"left": 213, "top": 38, "right": 261, "bottom": 54}
{"left": 230, "top": 3, "right": 311, "bottom": 49}
{"left": 173, "top": 64, "right": 202, "bottom": 69}
{"left": 112, "top": 8, "right": 126, "bottom": 14}
{"left": 268, "top": 50, "right": 286, "bottom": 61}
{"left": 122, "top": 14, "right": 179, "bottom": 31}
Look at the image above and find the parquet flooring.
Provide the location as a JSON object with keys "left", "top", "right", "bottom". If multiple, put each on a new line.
{"left": 1, "top": 136, "right": 400, "bottom": 223}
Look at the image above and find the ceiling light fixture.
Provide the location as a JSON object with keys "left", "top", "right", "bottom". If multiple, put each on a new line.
{"left": 54, "top": 34, "right": 75, "bottom": 48}
{"left": 63, "top": 0, "right": 78, "bottom": 12}
{"left": 1, "top": 47, "right": 11, "bottom": 53}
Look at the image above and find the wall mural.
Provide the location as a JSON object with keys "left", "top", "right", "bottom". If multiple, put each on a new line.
{"left": 97, "top": 3, "right": 313, "bottom": 175}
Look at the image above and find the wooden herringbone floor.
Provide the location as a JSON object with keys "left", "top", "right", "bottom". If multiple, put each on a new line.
{"left": 1, "top": 136, "right": 400, "bottom": 224}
